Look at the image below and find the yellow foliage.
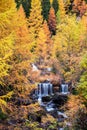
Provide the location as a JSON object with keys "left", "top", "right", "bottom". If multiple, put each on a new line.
{"left": 42, "top": 114, "right": 56, "bottom": 124}
{"left": 53, "top": 14, "right": 86, "bottom": 81}
{"left": 0, "top": 91, "right": 13, "bottom": 112}
{"left": 28, "top": 0, "right": 43, "bottom": 38}
{"left": 0, "top": 0, "right": 17, "bottom": 85}
{"left": 58, "top": 0, "right": 66, "bottom": 19}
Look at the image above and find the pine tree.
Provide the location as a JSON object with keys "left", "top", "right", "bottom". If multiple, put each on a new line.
{"left": 41, "top": 0, "right": 51, "bottom": 20}
{"left": 52, "top": 0, "right": 59, "bottom": 14}
{"left": 48, "top": 7, "right": 56, "bottom": 35}
{"left": 22, "top": 0, "right": 31, "bottom": 17}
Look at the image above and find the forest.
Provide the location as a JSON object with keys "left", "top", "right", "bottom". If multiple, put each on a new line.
{"left": 0, "top": 0, "right": 87, "bottom": 129}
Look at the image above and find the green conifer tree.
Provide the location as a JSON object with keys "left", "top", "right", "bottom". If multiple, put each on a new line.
{"left": 41, "top": 0, "right": 51, "bottom": 20}
{"left": 52, "top": 0, "right": 59, "bottom": 14}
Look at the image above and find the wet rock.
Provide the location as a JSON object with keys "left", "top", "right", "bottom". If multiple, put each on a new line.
{"left": 52, "top": 94, "right": 68, "bottom": 107}
{"left": 50, "top": 110, "right": 58, "bottom": 118}
{"left": 57, "top": 111, "right": 68, "bottom": 122}
{"left": 42, "top": 96, "right": 52, "bottom": 102}
{"left": 46, "top": 100, "right": 57, "bottom": 112}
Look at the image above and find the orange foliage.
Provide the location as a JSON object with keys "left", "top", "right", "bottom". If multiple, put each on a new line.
{"left": 48, "top": 7, "right": 56, "bottom": 35}
{"left": 65, "top": 95, "right": 84, "bottom": 120}
{"left": 43, "top": 20, "right": 53, "bottom": 58}
{"left": 8, "top": 6, "right": 32, "bottom": 93}
{"left": 73, "top": 0, "right": 87, "bottom": 17}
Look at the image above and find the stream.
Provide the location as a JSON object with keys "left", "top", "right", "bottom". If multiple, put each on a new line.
{"left": 34, "top": 82, "right": 71, "bottom": 130}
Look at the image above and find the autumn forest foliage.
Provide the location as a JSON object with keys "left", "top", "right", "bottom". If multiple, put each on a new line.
{"left": 0, "top": 0, "right": 87, "bottom": 129}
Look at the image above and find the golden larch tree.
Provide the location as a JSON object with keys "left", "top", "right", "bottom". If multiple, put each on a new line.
{"left": 36, "top": 20, "right": 53, "bottom": 63}
{"left": 28, "top": 0, "right": 43, "bottom": 39}
{"left": 0, "top": 0, "right": 17, "bottom": 85}
{"left": 8, "top": 5, "right": 32, "bottom": 93}
{"left": 0, "top": 0, "right": 17, "bottom": 111}
{"left": 57, "top": 0, "right": 66, "bottom": 21}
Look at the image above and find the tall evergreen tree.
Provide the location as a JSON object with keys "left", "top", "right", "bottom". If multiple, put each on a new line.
{"left": 52, "top": 0, "right": 59, "bottom": 14}
{"left": 22, "top": 0, "right": 31, "bottom": 17}
{"left": 15, "top": 0, "right": 31, "bottom": 17}
{"left": 42, "top": 0, "right": 51, "bottom": 20}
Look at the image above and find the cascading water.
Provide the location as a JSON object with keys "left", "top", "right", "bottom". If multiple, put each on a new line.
{"left": 48, "top": 83, "right": 53, "bottom": 95}
{"left": 61, "top": 84, "right": 68, "bottom": 94}
{"left": 37, "top": 82, "right": 53, "bottom": 105}
{"left": 38, "top": 83, "right": 42, "bottom": 96}
{"left": 38, "top": 96, "right": 42, "bottom": 105}
{"left": 37, "top": 82, "right": 53, "bottom": 97}
{"left": 35, "top": 82, "right": 70, "bottom": 129}
{"left": 43, "top": 83, "right": 48, "bottom": 96}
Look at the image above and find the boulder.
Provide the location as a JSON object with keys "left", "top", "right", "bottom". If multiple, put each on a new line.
{"left": 42, "top": 96, "right": 52, "bottom": 102}
{"left": 52, "top": 94, "right": 68, "bottom": 107}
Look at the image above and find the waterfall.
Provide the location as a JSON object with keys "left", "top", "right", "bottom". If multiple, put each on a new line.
{"left": 38, "top": 83, "right": 42, "bottom": 96}
{"left": 38, "top": 96, "right": 42, "bottom": 105}
{"left": 43, "top": 83, "right": 48, "bottom": 96}
{"left": 61, "top": 84, "right": 68, "bottom": 94}
{"left": 37, "top": 82, "right": 53, "bottom": 97}
{"left": 48, "top": 83, "right": 53, "bottom": 95}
